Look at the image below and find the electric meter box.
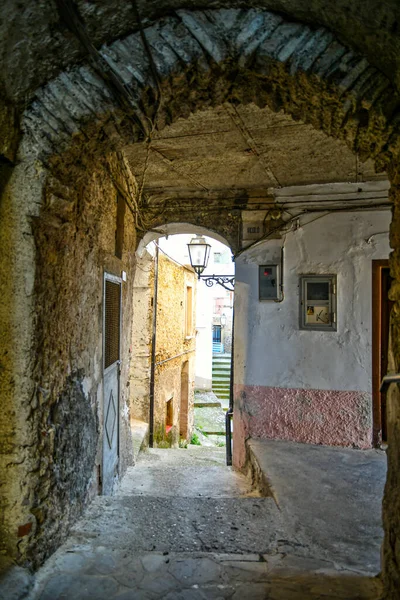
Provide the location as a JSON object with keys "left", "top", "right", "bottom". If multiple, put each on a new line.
{"left": 259, "top": 264, "right": 280, "bottom": 301}
{"left": 299, "top": 275, "right": 337, "bottom": 331}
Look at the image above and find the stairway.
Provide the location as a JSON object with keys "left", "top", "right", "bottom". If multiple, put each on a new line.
{"left": 212, "top": 353, "right": 231, "bottom": 403}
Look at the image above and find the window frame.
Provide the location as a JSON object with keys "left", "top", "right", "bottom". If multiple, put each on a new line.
{"left": 299, "top": 274, "right": 337, "bottom": 332}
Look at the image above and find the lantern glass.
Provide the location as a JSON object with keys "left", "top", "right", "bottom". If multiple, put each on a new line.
{"left": 187, "top": 235, "right": 211, "bottom": 278}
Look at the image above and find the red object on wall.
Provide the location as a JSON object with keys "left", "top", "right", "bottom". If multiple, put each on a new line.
{"left": 18, "top": 522, "right": 32, "bottom": 537}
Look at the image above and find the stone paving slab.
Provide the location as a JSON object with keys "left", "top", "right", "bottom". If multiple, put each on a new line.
{"left": 31, "top": 550, "right": 382, "bottom": 600}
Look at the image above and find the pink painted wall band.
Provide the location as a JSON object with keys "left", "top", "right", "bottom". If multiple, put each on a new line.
{"left": 233, "top": 384, "right": 372, "bottom": 469}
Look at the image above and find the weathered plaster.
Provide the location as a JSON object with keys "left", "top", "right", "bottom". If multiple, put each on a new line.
{"left": 0, "top": 158, "right": 44, "bottom": 570}
{"left": 235, "top": 211, "right": 391, "bottom": 391}
{"left": 0, "top": 150, "right": 138, "bottom": 570}
{"left": 233, "top": 210, "right": 391, "bottom": 468}
{"left": 235, "top": 384, "right": 371, "bottom": 465}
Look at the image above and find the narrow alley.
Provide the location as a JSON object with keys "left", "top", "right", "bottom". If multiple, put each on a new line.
{"left": 4, "top": 4, "right": 400, "bottom": 600}
{"left": 27, "top": 443, "right": 385, "bottom": 600}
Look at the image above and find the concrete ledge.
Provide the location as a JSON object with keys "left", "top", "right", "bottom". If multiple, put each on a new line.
{"left": 247, "top": 441, "right": 275, "bottom": 499}
{"left": 131, "top": 419, "right": 149, "bottom": 460}
{"left": 246, "top": 437, "right": 386, "bottom": 573}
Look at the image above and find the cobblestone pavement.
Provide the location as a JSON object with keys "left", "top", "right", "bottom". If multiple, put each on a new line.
{"left": 28, "top": 447, "right": 383, "bottom": 599}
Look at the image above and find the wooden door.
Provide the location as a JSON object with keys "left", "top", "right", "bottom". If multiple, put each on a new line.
{"left": 372, "top": 260, "right": 393, "bottom": 445}
{"left": 102, "top": 274, "right": 121, "bottom": 495}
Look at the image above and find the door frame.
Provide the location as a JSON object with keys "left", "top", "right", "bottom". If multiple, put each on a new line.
{"left": 102, "top": 271, "right": 122, "bottom": 492}
{"left": 372, "top": 259, "right": 390, "bottom": 447}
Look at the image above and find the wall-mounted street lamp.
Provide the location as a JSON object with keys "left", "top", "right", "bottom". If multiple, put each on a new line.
{"left": 187, "top": 235, "right": 235, "bottom": 292}
{"left": 220, "top": 313, "right": 227, "bottom": 328}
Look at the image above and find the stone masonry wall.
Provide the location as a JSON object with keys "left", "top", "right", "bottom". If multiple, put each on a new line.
{"left": 130, "top": 250, "right": 154, "bottom": 424}
{"left": 0, "top": 158, "right": 46, "bottom": 572}
{"left": 154, "top": 253, "right": 196, "bottom": 446}
{"left": 0, "top": 148, "right": 138, "bottom": 571}
{"left": 28, "top": 151, "right": 137, "bottom": 567}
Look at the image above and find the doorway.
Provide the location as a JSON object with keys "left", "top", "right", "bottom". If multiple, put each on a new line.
{"left": 103, "top": 273, "right": 122, "bottom": 494}
{"left": 372, "top": 260, "right": 393, "bottom": 446}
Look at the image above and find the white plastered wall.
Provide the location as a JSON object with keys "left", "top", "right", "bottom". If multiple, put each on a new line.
{"left": 235, "top": 210, "right": 391, "bottom": 393}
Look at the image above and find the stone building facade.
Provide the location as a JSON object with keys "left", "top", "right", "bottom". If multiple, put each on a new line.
{"left": 130, "top": 248, "right": 196, "bottom": 447}
{"left": 2, "top": 3, "right": 400, "bottom": 598}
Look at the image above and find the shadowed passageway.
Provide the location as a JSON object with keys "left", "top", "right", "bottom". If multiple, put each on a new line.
{"left": 29, "top": 445, "right": 385, "bottom": 600}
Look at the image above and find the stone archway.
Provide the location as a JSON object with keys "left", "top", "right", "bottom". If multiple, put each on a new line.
{"left": 21, "top": 8, "right": 400, "bottom": 165}
{"left": 2, "top": 8, "right": 400, "bottom": 597}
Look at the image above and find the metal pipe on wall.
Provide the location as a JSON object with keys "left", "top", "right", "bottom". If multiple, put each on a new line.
{"left": 225, "top": 306, "right": 234, "bottom": 466}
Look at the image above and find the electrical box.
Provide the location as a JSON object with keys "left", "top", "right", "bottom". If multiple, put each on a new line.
{"left": 259, "top": 264, "right": 280, "bottom": 301}
{"left": 300, "top": 275, "right": 337, "bottom": 331}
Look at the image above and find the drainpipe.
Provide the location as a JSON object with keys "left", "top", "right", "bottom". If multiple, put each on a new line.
{"left": 275, "top": 245, "right": 285, "bottom": 303}
{"left": 149, "top": 243, "right": 159, "bottom": 448}
{"left": 225, "top": 307, "right": 234, "bottom": 466}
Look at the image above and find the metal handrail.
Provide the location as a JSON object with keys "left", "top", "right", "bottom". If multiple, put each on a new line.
{"left": 380, "top": 374, "right": 400, "bottom": 393}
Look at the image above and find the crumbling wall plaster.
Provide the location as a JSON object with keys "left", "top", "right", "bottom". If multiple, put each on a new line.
{"left": 0, "top": 148, "right": 138, "bottom": 570}
{"left": 233, "top": 210, "right": 391, "bottom": 469}
{"left": 0, "top": 158, "right": 45, "bottom": 571}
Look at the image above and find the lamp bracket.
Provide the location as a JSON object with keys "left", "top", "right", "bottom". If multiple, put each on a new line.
{"left": 200, "top": 275, "right": 235, "bottom": 292}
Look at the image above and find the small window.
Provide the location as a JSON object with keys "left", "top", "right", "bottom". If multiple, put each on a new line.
{"left": 104, "top": 278, "right": 121, "bottom": 368}
{"left": 185, "top": 286, "right": 193, "bottom": 336}
{"left": 300, "top": 275, "right": 337, "bottom": 331}
{"left": 213, "top": 325, "right": 222, "bottom": 343}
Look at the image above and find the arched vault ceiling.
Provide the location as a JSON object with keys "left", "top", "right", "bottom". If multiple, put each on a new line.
{"left": 123, "top": 102, "right": 382, "bottom": 197}
{"left": 2, "top": 0, "right": 400, "bottom": 103}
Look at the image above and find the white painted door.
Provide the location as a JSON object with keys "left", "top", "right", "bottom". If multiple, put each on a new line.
{"left": 102, "top": 274, "right": 122, "bottom": 495}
